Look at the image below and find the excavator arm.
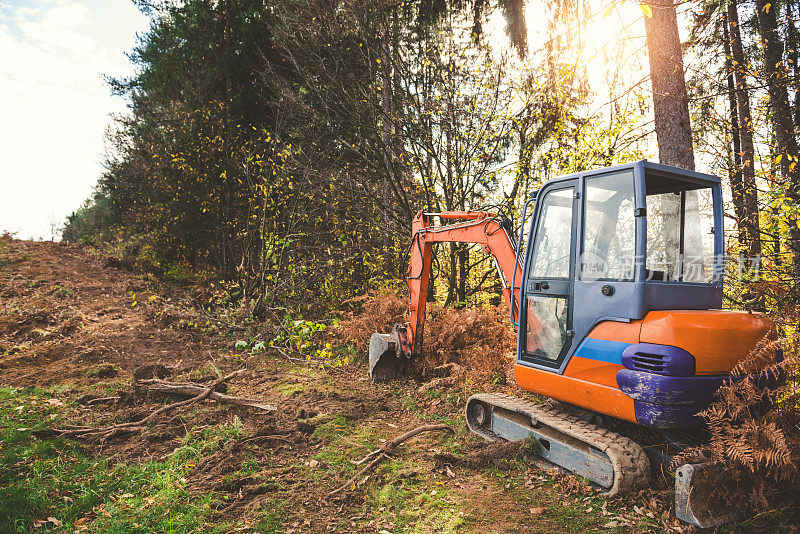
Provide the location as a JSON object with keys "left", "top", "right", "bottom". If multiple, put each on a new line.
{"left": 369, "top": 210, "right": 523, "bottom": 381}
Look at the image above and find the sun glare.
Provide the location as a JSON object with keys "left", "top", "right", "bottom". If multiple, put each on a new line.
{"left": 525, "top": 0, "right": 648, "bottom": 98}
{"left": 484, "top": 0, "right": 649, "bottom": 104}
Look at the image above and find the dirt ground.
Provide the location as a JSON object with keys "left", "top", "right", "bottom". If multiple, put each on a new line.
{"left": 0, "top": 238, "right": 776, "bottom": 533}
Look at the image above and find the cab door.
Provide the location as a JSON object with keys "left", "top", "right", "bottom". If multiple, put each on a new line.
{"left": 521, "top": 182, "right": 577, "bottom": 367}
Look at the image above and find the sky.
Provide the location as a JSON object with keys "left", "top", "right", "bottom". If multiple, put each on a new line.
{"left": 0, "top": 0, "right": 148, "bottom": 240}
{"left": 0, "top": 1, "right": 688, "bottom": 241}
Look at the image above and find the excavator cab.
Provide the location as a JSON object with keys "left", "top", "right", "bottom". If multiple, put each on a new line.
{"left": 519, "top": 160, "right": 722, "bottom": 370}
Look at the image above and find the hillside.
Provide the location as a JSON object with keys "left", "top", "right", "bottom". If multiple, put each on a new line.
{"left": 0, "top": 237, "right": 699, "bottom": 532}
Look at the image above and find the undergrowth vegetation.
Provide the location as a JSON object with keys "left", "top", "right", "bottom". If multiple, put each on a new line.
{"left": 678, "top": 330, "right": 800, "bottom": 518}
{"left": 339, "top": 288, "right": 516, "bottom": 386}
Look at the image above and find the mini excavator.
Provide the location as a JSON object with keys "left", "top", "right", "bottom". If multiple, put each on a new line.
{"left": 368, "top": 161, "right": 776, "bottom": 527}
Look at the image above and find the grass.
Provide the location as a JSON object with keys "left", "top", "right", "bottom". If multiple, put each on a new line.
{"left": 0, "top": 386, "right": 246, "bottom": 533}
{"left": 365, "top": 451, "right": 474, "bottom": 534}
{"left": 0, "top": 358, "right": 663, "bottom": 534}
{"left": 308, "top": 414, "right": 380, "bottom": 483}
{"left": 254, "top": 499, "right": 289, "bottom": 533}
{"left": 302, "top": 404, "right": 479, "bottom": 533}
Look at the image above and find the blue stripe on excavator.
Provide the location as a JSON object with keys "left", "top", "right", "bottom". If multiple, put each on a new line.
{"left": 572, "top": 337, "right": 629, "bottom": 365}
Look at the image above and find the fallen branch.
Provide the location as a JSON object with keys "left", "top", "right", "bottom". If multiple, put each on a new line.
{"left": 136, "top": 378, "right": 276, "bottom": 412}
{"left": 327, "top": 424, "right": 453, "bottom": 497}
{"left": 51, "top": 370, "right": 245, "bottom": 441}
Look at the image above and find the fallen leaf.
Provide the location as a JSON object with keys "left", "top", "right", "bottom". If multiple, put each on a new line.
{"left": 530, "top": 507, "right": 545, "bottom": 515}
{"left": 309, "top": 459, "right": 319, "bottom": 467}
{"left": 603, "top": 521, "right": 619, "bottom": 528}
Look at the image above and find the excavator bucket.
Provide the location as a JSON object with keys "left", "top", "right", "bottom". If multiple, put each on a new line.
{"left": 674, "top": 462, "right": 739, "bottom": 528}
{"left": 368, "top": 330, "right": 402, "bottom": 382}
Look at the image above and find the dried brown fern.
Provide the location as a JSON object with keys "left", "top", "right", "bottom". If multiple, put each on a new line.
{"left": 337, "top": 288, "right": 406, "bottom": 352}
{"left": 676, "top": 331, "right": 800, "bottom": 515}
{"left": 420, "top": 305, "right": 516, "bottom": 385}
{"left": 337, "top": 289, "right": 516, "bottom": 387}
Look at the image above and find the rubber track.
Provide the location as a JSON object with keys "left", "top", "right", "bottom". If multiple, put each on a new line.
{"left": 466, "top": 393, "right": 651, "bottom": 496}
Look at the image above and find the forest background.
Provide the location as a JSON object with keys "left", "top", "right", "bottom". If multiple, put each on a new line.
{"left": 62, "top": 0, "right": 800, "bottom": 326}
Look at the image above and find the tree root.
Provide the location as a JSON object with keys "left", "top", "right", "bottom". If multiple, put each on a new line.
{"left": 50, "top": 370, "right": 247, "bottom": 441}
{"left": 417, "top": 363, "right": 464, "bottom": 393}
{"left": 433, "top": 440, "right": 524, "bottom": 469}
{"left": 136, "top": 378, "right": 275, "bottom": 411}
{"left": 327, "top": 424, "right": 454, "bottom": 497}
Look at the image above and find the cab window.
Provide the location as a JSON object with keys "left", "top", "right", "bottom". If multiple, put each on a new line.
{"left": 581, "top": 171, "right": 636, "bottom": 281}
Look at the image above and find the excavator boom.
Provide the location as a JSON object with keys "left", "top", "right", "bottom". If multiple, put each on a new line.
{"left": 368, "top": 210, "right": 522, "bottom": 381}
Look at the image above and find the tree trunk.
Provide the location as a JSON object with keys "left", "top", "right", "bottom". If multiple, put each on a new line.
{"left": 754, "top": 0, "right": 800, "bottom": 277}
{"left": 644, "top": 1, "right": 695, "bottom": 170}
{"left": 445, "top": 243, "right": 457, "bottom": 306}
{"left": 723, "top": 10, "right": 748, "bottom": 250}
{"left": 727, "top": 0, "right": 762, "bottom": 256}
{"left": 788, "top": 0, "right": 800, "bottom": 128}
{"left": 457, "top": 245, "right": 468, "bottom": 304}
{"left": 380, "top": 18, "right": 396, "bottom": 235}
{"left": 444, "top": 45, "right": 458, "bottom": 307}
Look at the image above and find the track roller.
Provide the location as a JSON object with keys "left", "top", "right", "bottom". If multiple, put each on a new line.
{"left": 466, "top": 393, "right": 650, "bottom": 496}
